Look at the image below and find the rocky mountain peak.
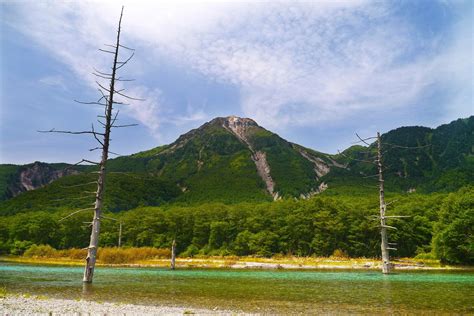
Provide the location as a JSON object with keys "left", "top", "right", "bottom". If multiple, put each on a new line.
{"left": 207, "top": 115, "right": 258, "bottom": 130}
{"left": 168, "top": 116, "right": 259, "bottom": 153}
{"left": 224, "top": 115, "right": 258, "bottom": 126}
{"left": 221, "top": 116, "right": 257, "bottom": 143}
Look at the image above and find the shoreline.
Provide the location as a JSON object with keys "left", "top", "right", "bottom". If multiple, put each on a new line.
{"left": 0, "top": 295, "right": 241, "bottom": 315}
{"left": 1, "top": 256, "right": 470, "bottom": 271}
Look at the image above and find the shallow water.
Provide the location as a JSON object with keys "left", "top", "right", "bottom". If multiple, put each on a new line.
{"left": 1, "top": 262, "right": 473, "bottom": 313}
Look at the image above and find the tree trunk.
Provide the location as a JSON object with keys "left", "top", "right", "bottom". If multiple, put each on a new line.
{"left": 118, "top": 221, "right": 122, "bottom": 248}
{"left": 83, "top": 8, "right": 123, "bottom": 283}
{"left": 171, "top": 239, "right": 176, "bottom": 270}
{"left": 377, "top": 132, "right": 391, "bottom": 274}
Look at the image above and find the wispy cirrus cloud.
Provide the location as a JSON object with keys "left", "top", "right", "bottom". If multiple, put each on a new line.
{"left": 39, "top": 75, "right": 67, "bottom": 91}
{"left": 121, "top": 86, "right": 163, "bottom": 138}
{"left": 3, "top": 0, "right": 472, "bottom": 137}
{"left": 163, "top": 1, "right": 471, "bottom": 129}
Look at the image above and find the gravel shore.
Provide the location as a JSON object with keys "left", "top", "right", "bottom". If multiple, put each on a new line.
{"left": 0, "top": 296, "right": 242, "bottom": 315}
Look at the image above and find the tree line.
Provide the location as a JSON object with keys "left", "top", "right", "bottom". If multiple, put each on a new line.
{"left": 0, "top": 186, "right": 471, "bottom": 264}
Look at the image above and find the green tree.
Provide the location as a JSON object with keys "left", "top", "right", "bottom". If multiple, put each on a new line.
{"left": 433, "top": 187, "right": 473, "bottom": 264}
{"left": 208, "top": 221, "right": 230, "bottom": 249}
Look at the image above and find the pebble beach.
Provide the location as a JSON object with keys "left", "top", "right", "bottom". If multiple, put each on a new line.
{"left": 0, "top": 296, "right": 241, "bottom": 315}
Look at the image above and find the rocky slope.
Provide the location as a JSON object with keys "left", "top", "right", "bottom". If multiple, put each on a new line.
{"left": 223, "top": 117, "right": 277, "bottom": 198}
{"left": 2, "top": 162, "right": 78, "bottom": 199}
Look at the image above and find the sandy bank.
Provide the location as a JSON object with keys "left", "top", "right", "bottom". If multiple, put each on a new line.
{"left": 0, "top": 295, "right": 244, "bottom": 315}
{"left": 2, "top": 256, "right": 465, "bottom": 271}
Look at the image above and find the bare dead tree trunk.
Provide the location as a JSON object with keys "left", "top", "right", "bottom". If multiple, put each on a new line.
{"left": 377, "top": 132, "right": 391, "bottom": 274}
{"left": 39, "top": 6, "right": 140, "bottom": 283}
{"left": 341, "top": 132, "right": 423, "bottom": 274}
{"left": 83, "top": 7, "right": 124, "bottom": 283}
{"left": 118, "top": 220, "right": 122, "bottom": 248}
{"left": 171, "top": 239, "right": 176, "bottom": 270}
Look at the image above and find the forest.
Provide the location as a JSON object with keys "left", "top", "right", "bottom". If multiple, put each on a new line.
{"left": 1, "top": 186, "right": 472, "bottom": 265}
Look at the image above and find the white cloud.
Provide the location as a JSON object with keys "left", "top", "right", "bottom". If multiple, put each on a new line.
{"left": 163, "top": 1, "right": 469, "bottom": 129}
{"left": 170, "top": 111, "right": 208, "bottom": 126}
{"left": 4, "top": 0, "right": 472, "bottom": 134}
{"left": 39, "top": 75, "right": 67, "bottom": 90}
{"left": 119, "top": 86, "right": 163, "bottom": 138}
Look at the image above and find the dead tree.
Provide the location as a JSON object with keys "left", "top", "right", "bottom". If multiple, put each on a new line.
{"left": 376, "top": 132, "right": 392, "bottom": 274}
{"left": 101, "top": 215, "right": 123, "bottom": 248}
{"left": 341, "top": 133, "right": 395, "bottom": 273}
{"left": 340, "top": 132, "right": 424, "bottom": 274}
{"left": 118, "top": 220, "right": 122, "bottom": 247}
{"left": 171, "top": 239, "right": 176, "bottom": 270}
{"left": 39, "top": 6, "right": 140, "bottom": 283}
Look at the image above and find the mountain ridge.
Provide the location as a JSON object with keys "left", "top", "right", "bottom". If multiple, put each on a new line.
{"left": 0, "top": 115, "right": 472, "bottom": 214}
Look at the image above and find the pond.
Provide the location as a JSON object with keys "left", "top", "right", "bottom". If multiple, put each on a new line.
{"left": 1, "top": 262, "right": 473, "bottom": 313}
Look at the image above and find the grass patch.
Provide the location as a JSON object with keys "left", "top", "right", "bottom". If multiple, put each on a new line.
{"left": 98, "top": 247, "right": 170, "bottom": 264}
{"left": 22, "top": 246, "right": 170, "bottom": 264}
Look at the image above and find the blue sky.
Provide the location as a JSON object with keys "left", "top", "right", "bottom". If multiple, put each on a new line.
{"left": 0, "top": 0, "right": 472, "bottom": 164}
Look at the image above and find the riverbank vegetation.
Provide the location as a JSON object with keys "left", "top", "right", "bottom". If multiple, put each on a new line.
{"left": 22, "top": 245, "right": 170, "bottom": 264}
{"left": 0, "top": 186, "right": 472, "bottom": 265}
{"left": 1, "top": 250, "right": 448, "bottom": 270}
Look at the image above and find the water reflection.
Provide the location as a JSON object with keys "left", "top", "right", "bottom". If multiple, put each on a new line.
{"left": 381, "top": 274, "right": 394, "bottom": 313}
{"left": 82, "top": 282, "right": 95, "bottom": 298}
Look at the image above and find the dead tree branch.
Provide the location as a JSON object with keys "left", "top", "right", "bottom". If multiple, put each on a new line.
{"left": 355, "top": 133, "right": 375, "bottom": 146}
{"left": 38, "top": 128, "right": 104, "bottom": 137}
{"left": 337, "top": 150, "right": 377, "bottom": 165}
{"left": 61, "top": 181, "right": 97, "bottom": 189}
{"left": 59, "top": 208, "right": 94, "bottom": 222}
{"left": 113, "top": 89, "right": 145, "bottom": 101}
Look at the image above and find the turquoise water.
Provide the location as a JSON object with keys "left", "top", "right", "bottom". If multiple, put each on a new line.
{"left": 1, "top": 262, "right": 473, "bottom": 313}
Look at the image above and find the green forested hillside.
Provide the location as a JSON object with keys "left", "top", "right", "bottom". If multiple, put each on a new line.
{"left": 109, "top": 119, "right": 272, "bottom": 203}
{"left": 322, "top": 116, "right": 474, "bottom": 193}
{"left": 0, "top": 173, "right": 181, "bottom": 216}
{"left": 0, "top": 164, "right": 19, "bottom": 200}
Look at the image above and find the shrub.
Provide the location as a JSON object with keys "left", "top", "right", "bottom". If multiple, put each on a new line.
{"left": 414, "top": 252, "right": 435, "bottom": 260}
{"left": 24, "top": 244, "right": 57, "bottom": 258}
{"left": 331, "top": 249, "right": 349, "bottom": 258}
{"left": 57, "top": 248, "right": 87, "bottom": 259}
{"left": 181, "top": 244, "right": 199, "bottom": 257}
{"left": 97, "top": 247, "right": 170, "bottom": 264}
{"left": 10, "top": 240, "right": 34, "bottom": 255}
{"left": 17, "top": 246, "right": 169, "bottom": 263}
{"left": 98, "top": 247, "right": 130, "bottom": 264}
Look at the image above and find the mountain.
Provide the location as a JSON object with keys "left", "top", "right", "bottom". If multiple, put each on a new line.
{"left": 106, "top": 116, "right": 340, "bottom": 202}
{"left": 0, "top": 115, "right": 472, "bottom": 215}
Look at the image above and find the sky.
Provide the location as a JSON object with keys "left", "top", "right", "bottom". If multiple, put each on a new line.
{"left": 0, "top": 0, "right": 472, "bottom": 164}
